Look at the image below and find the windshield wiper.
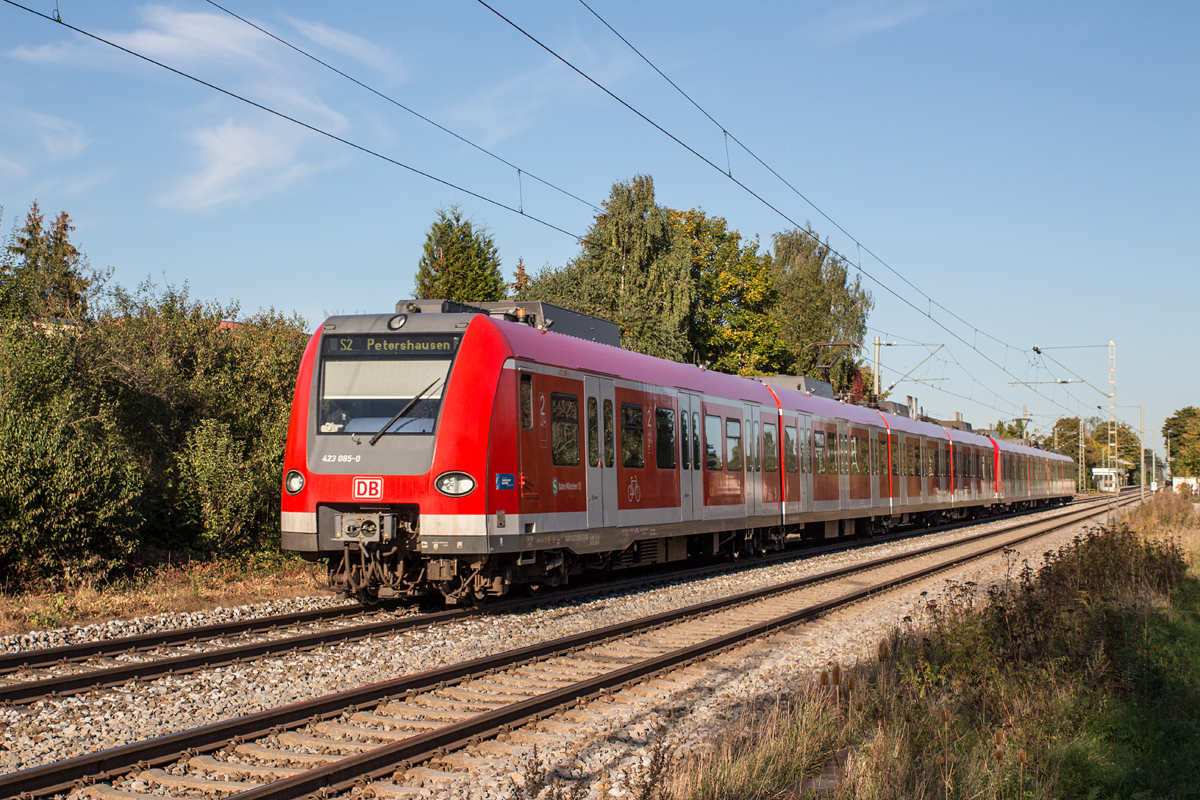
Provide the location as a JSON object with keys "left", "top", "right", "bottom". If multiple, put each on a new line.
{"left": 368, "top": 378, "right": 442, "bottom": 446}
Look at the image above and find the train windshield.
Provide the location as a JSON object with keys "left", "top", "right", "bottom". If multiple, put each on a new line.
{"left": 317, "top": 333, "right": 458, "bottom": 436}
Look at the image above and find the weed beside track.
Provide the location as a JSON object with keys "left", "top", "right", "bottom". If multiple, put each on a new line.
{"left": 0, "top": 553, "right": 329, "bottom": 636}
{"left": 667, "top": 493, "right": 1200, "bottom": 799}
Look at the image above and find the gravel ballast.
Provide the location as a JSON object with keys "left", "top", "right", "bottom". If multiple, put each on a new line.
{"left": 0, "top": 503, "right": 1114, "bottom": 781}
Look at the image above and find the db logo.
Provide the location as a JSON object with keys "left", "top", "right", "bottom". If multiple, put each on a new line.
{"left": 352, "top": 476, "right": 384, "bottom": 500}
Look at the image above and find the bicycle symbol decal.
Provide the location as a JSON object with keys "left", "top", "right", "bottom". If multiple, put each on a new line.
{"left": 627, "top": 476, "right": 642, "bottom": 503}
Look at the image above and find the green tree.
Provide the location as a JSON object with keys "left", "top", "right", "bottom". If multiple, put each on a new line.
{"left": 670, "top": 208, "right": 786, "bottom": 375}
{"left": 523, "top": 176, "right": 693, "bottom": 360}
{"left": 993, "top": 418, "right": 1028, "bottom": 439}
{"left": 1, "top": 201, "right": 91, "bottom": 321}
{"left": 769, "top": 224, "right": 872, "bottom": 390}
{"left": 413, "top": 206, "right": 505, "bottom": 302}
{"left": 1163, "top": 407, "right": 1200, "bottom": 477}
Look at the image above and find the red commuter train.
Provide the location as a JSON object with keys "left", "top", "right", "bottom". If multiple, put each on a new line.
{"left": 280, "top": 300, "right": 1076, "bottom": 604}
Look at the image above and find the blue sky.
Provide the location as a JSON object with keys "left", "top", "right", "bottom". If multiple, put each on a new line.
{"left": 2, "top": 1, "right": 1196, "bottom": 458}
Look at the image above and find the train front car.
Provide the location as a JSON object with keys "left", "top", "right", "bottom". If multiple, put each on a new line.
{"left": 280, "top": 305, "right": 511, "bottom": 604}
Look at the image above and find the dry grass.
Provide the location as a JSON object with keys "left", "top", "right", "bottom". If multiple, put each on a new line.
{"left": 664, "top": 494, "right": 1200, "bottom": 800}
{"left": 666, "top": 679, "right": 852, "bottom": 799}
{"left": 0, "top": 554, "right": 331, "bottom": 636}
{"left": 1119, "top": 488, "right": 1200, "bottom": 563}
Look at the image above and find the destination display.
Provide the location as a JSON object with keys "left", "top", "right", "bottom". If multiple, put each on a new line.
{"left": 323, "top": 334, "right": 459, "bottom": 356}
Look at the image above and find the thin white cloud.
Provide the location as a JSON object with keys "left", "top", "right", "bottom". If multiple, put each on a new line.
{"left": 42, "top": 167, "right": 118, "bottom": 198}
{"left": 164, "top": 118, "right": 339, "bottom": 209}
{"left": 445, "top": 41, "right": 637, "bottom": 147}
{"left": 819, "top": 0, "right": 963, "bottom": 43}
{"left": 0, "top": 156, "right": 25, "bottom": 180}
{"left": 8, "top": 5, "right": 370, "bottom": 209}
{"left": 109, "top": 6, "right": 278, "bottom": 71}
{"left": 287, "top": 17, "right": 407, "bottom": 85}
{"left": 0, "top": 106, "right": 89, "bottom": 162}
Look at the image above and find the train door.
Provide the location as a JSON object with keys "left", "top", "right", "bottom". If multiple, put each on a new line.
{"left": 680, "top": 393, "right": 704, "bottom": 522}
{"left": 517, "top": 370, "right": 541, "bottom": 505}
{"left": 799, "top": 414, "right": 813, "bottom": 516}
{"left": 744, "top": 403, "right": 762, "bottom": 519}
{"left": 781, "top": 413, "right": 802, "bottom": 523}
{"left": 583, "top": 376, "right": 617, "bottom": 528}
{"left": 837, "top": 420, "right": 849, "bottom": 511}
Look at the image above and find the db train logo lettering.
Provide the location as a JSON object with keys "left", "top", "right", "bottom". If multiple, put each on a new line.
{"left": 352, "top": 476, "right": 384, "bottom": 500}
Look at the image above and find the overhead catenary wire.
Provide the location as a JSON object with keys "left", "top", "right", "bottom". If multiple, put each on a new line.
{"left": 575, "top": 0, "right": 1028, "bottom": 362}
{"left": 7, "top": 0, "right": 1120, "bottom": 430}
{"left": 558, "top": 1, "right": 1101, "bottom": 421}
{"left": 2, "top": 0, "right": 585, "bottom": 243}
{"left": 203, "top": 0, "right": 601, "bottom": 214}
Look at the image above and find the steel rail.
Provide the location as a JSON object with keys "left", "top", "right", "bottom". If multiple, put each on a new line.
{"left": 0, "top": 495, "right": 1132, "bottom": 799}
{"left": 1, "top": 496, "right": 1109, "bottom": 705}
{"left": 237, "top": 496, "right": 1137, "bottom": 800}
{"left": 0, "top": 603, "right": 372, "bottom": 674}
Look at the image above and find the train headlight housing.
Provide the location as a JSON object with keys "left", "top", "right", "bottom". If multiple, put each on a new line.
{"left": 285, "top": 470, "right": 306, "bottom": 495}
{"left": 434, "top": 471, "right": 476, "bottom": 497}
{"left": 387, "top": 314, "right": 407, "bottom": 330}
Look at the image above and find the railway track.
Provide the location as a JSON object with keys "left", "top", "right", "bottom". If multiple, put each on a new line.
{"left": 1, "top": 494, "right": 1135, "bottom": 800}
{"left": 0, "top": 496, "right": 1118, "bottom": 707}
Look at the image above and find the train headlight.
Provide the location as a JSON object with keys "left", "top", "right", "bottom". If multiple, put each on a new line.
{"left": 285, "top": 470, "right": 306, "bottom": 495}
{"left": 387, "top": 314, "right": 407, "bottom": 330}
{"left": 434, "top": 471, "right": 476, "bottom": 497}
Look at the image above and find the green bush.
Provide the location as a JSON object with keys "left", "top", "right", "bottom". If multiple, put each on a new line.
{"left": 175, "top": 418, "right": 259, "bottom": 556}
{"left": 1, "top": 203, "right": 309, "bottom": 588}
{"left": 0, "top": 401, "right": 142, "bottom": 588}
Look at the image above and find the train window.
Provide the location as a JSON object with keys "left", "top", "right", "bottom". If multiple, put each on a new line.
{"left": 587, "top": 398, "right": 600, "bottom": 468}
{"left": 551, "top": 393, "right": 580, "bottom": 467}
{"left": 748, "top": 422, "right": 758, "bottom": 472}
{"left": 321, "top": 352, "right": 452, "bottom": 437}
{"left": 692, "top": 412, "right": 702, "bottom": 469}
{"left": 520, "top": 374, "right": 533, "bottom": 430}
{"left": 763, "top": 423, "right": 779, "bottom": 472}
{"left": 784, "top": 426, "right": 799, "bottom": 473}
{"left": 726, "top": 419, "right": 743, "bottom": 472}
{"left": 603, "top": 400, "right": 615, "bottom": 469}
{"left": 891, "top": 438, "right": 901, "bottom": 476}
{"left": 655, "top": 408, "right": 677, "bottom": 470}
{"left": 838, "top": 433, "right": 848, "bottom": 475}
{"left": 705, "top": 415, "right": 723, "bottom": 470}
{"left": 813, "top": 430, "right": 826, "bottom": 473}
{"left": 620, "top": 403, "right": 644, "bottom": 468}
{"left": 680, "top": 410, "right": 690, "bottom": 470}
{"left": 849, "top": 435, "right": 859, "bottom": 475}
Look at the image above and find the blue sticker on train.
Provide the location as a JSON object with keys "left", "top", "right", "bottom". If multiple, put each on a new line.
{"left": 495, "top": 473, "right": 516, "bottom": 490}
